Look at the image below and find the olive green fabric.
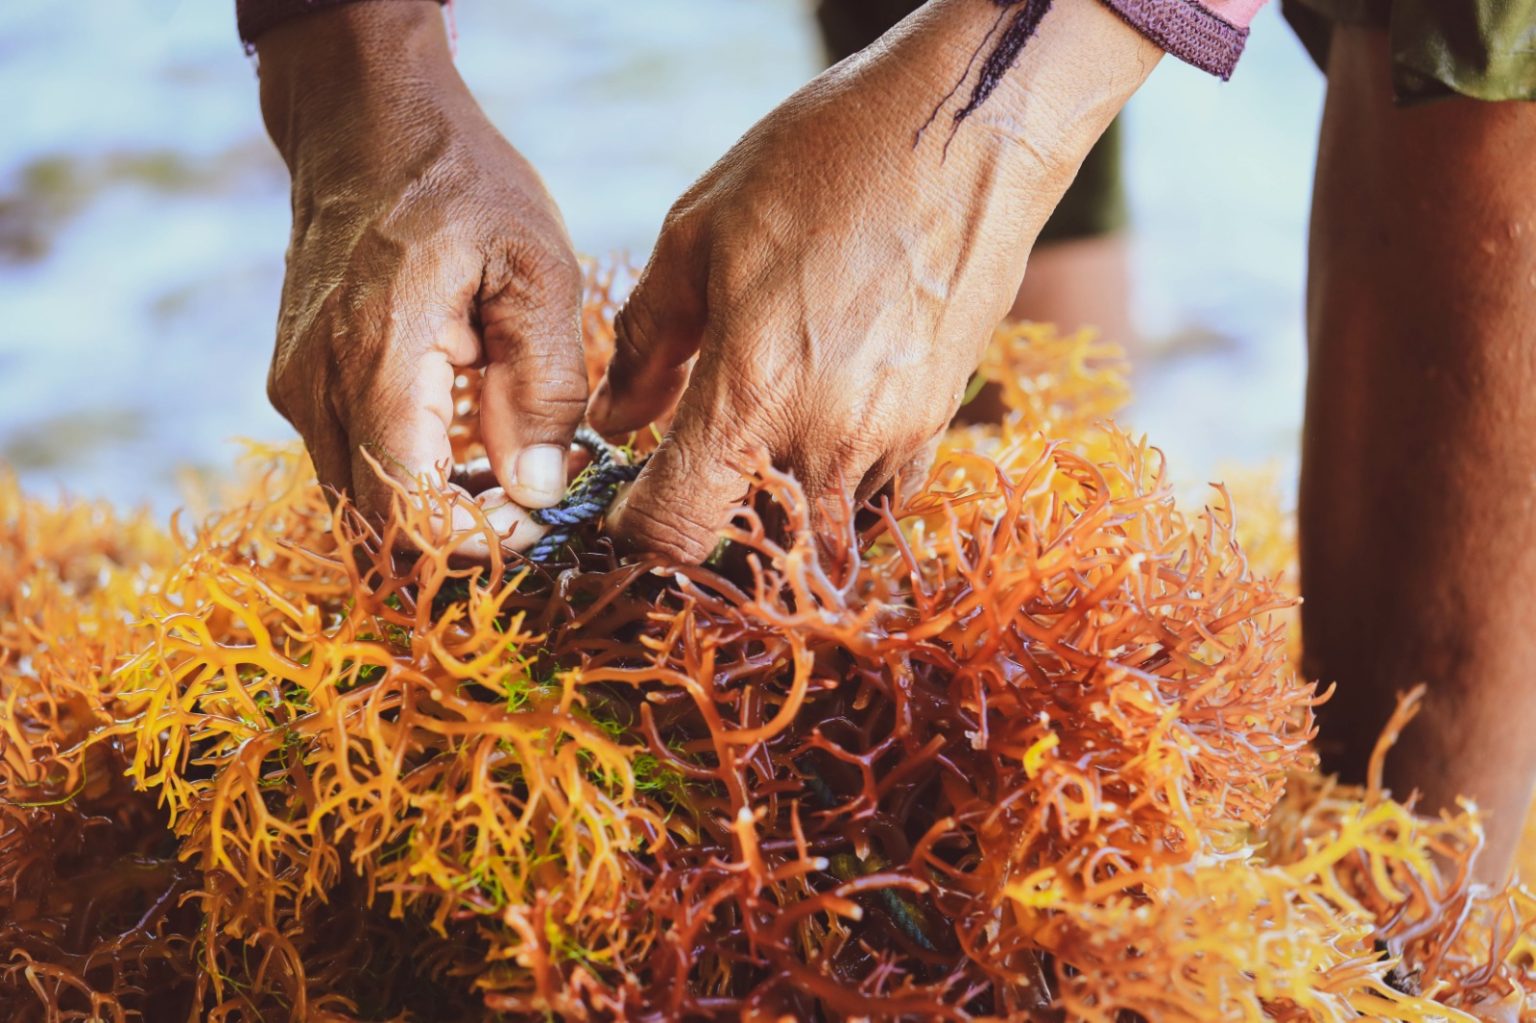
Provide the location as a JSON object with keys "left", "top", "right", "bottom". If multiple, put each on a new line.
{"left": 815, "top": 0, "right": 1128, "bottom": 243}
{"left": 1283, "top": 0, "right": 1536, "bottom": 103}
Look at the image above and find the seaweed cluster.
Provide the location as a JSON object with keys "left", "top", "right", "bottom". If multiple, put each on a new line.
{"left": 2, "top": 278, "right": 1535, "bottom": 1021}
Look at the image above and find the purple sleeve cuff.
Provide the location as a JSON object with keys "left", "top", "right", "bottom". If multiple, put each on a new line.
{"left": 238, "top": 0, "right": 448, "bottom": 50}
{"left": 1097, "top": 0, "right": 1264, "bottom": 80}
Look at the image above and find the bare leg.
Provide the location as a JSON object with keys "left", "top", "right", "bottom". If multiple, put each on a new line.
{"left": 1302, "top": 26, "right": 1536, "bottom": 878}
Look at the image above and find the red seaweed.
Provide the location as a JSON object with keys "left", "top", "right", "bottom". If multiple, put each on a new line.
{"left": 1, "top": 273, "right": 1532, "bottom": 1021}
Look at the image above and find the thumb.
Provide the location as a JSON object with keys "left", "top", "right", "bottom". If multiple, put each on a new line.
{"left": 478, "top": 258, "right": 588, "bottom": 509}
{"left": 344, "top": 344, "right": 546, "bottom": 559}
{"left": 606, "top": 407, "right": 756, "bottom": 563}
{"left": 588, "top": 230, "right": 707, "bottom": 437}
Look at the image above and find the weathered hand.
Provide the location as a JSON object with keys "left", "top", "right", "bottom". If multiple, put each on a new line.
{"left": 589, "top": 0, "right": 1158, "bottom": 561}
{"left": 257, "top": 1, "right": 584, "bottom": 554}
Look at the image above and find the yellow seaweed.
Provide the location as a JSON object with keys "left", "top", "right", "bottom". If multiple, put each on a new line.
{"left": 1, "top": 281, "right": 1532, "bottom": 1021}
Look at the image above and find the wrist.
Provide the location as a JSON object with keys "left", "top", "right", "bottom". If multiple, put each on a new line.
{"left": 909, "top": 0, "right": 1160, "bottom": 177}
{"left": 255, "top": 1, "right": 464, "bottom": 170}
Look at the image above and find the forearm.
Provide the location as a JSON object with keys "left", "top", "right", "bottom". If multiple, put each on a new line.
{"left": 932, "top": 0, "right": 1163, "bottom": 158}
{"left": 238, "top": 0, "right": 447, "bottom": 52}
{"left": 906, "top": 0, "right": 1264, "bottom": 160}
{"left": 867, "top": 0, "right": 1159, "bottom": 226}
{"left": 254, "top": 2, "right": 471, "bottom": 176}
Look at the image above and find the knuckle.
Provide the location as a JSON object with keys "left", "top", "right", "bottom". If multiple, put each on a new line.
{"left": 531, "top": 342, "right": 583, "bottom": 390}
{"left": 622, "top": 499, "right": 715, "bottom": 563}
{"left": 506, "top": 243, "right": 582, "bottom": 304}
{"left": 266, "top": 341, "right": 321, "bottom": 429}
{"left": 524, "top": 379, "right": 589, "bottom": 427}
{"left": 516, "top": 332, "right": 585, "bottom": 377}
{"left": 265, "top": 362, "right": 295, "bottom": 423}
{"left": 660, "top": 229, "right": 701, "bottom": 274}
{"left": 658, "top": 198, "right": 703, "bottom": 247}
{"left": 544, "top": 249, "right": 584, "bottom": 297}
{"left": 500, "top": 335, "right": 587, "bottom": 400}
{"left": 611, "top": 300, "right": 656, "bottom": 368}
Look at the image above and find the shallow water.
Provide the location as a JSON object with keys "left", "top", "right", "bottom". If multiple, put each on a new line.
{"left": 0, "top": 1, "right": 1322, "bottom": 513}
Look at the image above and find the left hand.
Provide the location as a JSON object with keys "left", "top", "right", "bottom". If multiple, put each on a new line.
{"left": 255, "top": 2, "right": 587, "bottom": 557}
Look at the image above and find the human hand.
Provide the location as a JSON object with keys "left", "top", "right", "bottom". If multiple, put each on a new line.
{"left": 256, "top": 1, "right": 585, "bottom": 555}
{"left": 588, "top": 0, "right": 1159, "bottom": 561}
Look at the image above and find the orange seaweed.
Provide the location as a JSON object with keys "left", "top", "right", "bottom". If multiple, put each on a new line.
{"left": 1, "top": 278, "right": 1533, "bottom": 1021}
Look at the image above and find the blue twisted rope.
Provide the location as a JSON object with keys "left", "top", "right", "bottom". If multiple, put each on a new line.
{"left": 526, "top": 426, "right": 643, "bottom": 563}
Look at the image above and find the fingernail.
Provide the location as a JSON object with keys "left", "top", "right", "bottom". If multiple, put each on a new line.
{"left": 509, "top": 444, "right": 566, "bottom": 508}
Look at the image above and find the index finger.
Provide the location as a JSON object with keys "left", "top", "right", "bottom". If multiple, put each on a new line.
{"left": 605, "top": 401, "right": 759, "bottom": 563}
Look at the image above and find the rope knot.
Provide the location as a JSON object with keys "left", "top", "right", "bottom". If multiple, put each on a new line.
{"left": 526, "top": 426, "right": 643, "bottom": 562}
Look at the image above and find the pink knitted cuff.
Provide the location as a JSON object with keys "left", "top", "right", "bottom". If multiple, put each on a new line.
{"left": 237, "top": 0, "right": 448, "bottom": 50}
{"left": 1097, "top": 0, "right": 1267, "bottom": 79}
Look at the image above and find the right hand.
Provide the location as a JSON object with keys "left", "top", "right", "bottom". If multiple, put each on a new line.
{"left": 255, "top": 1, "right": 585, "bottom": 555}
{"left": 589, "top": 0, "right": 1158, "bottom": 562}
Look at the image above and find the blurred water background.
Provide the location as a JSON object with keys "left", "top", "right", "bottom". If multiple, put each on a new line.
{"left": 0, "top": 0, "right": 1324, "bottom": 514}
